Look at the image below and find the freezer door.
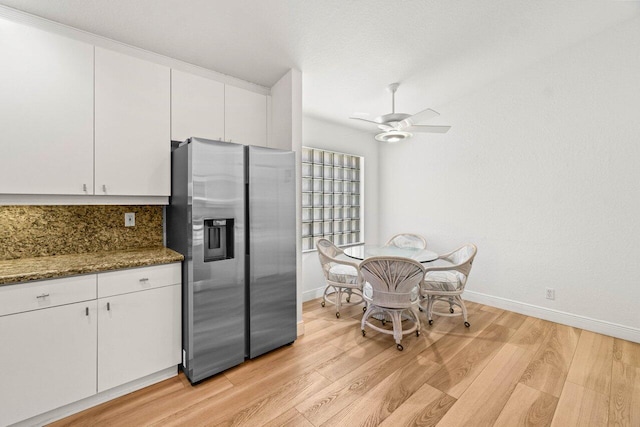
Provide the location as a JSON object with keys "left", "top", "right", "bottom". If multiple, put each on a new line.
{"left": 189, "top": 138, "right": 246, "bottom": 382}
{"left": 247, "top": 146, "right": 297, "bottom": 358}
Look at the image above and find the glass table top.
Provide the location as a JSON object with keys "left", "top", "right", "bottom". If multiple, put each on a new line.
{"left": 343, "top": 244, "right": 438, "bottom": 263}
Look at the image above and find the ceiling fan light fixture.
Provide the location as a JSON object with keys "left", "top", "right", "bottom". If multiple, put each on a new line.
{"left": 374, "top": 130, "right": 412, "bottom": 143}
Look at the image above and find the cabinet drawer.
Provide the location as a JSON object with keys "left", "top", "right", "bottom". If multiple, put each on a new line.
{"left": 98, "top": 263, "right": 181, "bottom": 298}
{"left": 0, "top": 275, "right": 97, "bottom": 317}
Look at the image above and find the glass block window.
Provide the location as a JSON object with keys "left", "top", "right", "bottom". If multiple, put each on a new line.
{"left": 302, "top": 147, "right": 363, "bottom": 251}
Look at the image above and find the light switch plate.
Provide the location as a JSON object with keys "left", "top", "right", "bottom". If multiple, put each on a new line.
{"left": 125, "top": 212, "right": 135, "bottom": 227}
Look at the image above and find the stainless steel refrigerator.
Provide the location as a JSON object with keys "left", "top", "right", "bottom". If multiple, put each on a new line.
{"left": 167, "top": 137, "right": 296, "bottom": 384}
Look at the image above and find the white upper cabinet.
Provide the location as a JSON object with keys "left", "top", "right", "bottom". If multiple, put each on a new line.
{"left": 0, "top": 19, "right": 94, "bottom": 195}
{"left": 225, "top": 85, "right": 268, "bottom": 147}
{"left": 95, "top": 47, "right": 170, "bottom": 196}
{"left": 171, "top": 70, "right": 225, "bottom": 143}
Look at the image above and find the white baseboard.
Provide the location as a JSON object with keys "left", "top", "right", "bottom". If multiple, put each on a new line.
{"left": 297, "top": 320, "right": 305, "bottom": 337}
{"left": 464, "top": 290, "right": 640, "bottom": 343}
{"left": 302, "top": 285, "right": 326, "bottom": 302}
{"left": 14, "top": 366, "right": 178, "bottom": 427}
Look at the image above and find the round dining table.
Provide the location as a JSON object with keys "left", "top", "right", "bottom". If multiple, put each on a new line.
{"left": 344, "top": 244, "right": 439, "bottom": 263}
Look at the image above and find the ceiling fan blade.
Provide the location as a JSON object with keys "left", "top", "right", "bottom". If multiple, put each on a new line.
{"left": 407, "top": 125, "right": 451, "bottom": 134}
{"left": 378, "top": 124, "right": 395, "bottom": 131}
{"left": 397, "top": 108, "right": 440, "bottom": 129}
{"left": 349, "top": 113, "right": 382, "bottom": 125}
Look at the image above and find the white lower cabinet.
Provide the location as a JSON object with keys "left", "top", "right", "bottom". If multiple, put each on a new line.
{"left": 0, "top": 262, "right": 182, "bottom": 425}
{"left": 98, "top": 284, "right": 181, "bottom": 392}
{"left": 0, "top": 301, "right": 98, "bottom": 427}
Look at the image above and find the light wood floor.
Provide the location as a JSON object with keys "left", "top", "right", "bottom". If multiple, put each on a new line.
{"left": 50, "top": 298, "right": 640, "bottom": 427}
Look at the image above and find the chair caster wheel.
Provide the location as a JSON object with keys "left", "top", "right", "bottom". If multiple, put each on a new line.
{"left": 362, "top": 330, "right": 366, "bottom": 337}
{"left": 346, "top": 297, "right": 351, "bottom": 303}
{"left": 396, "top": 344, "right": 404, "bottom": 351}
{"left": 418, "top": 307, "right": 424, "bottom": 312}
{"left": 363, "top": 306, "right": 367, "bottom": 312}
{"left": 336, "top": 312, "right": 340, "bottom": 319}
{"left": 464, "top": 321, "right": 470, "bottom": 327}
{"left": 321, "top": 301, "right": 325, "bottom": 307}
{"left": 416, "top": 330, "right": 420, "bottom": 337}
{"left": 381, "top": 320, "right": 386, "bottom": 326}
{"left": 428, "top": 319, "right": 433, "bottom": 325}
{"left": 450, "top": 308, "right": 455, "bottom": 314}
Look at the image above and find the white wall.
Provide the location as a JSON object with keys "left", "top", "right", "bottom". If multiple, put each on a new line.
{"left": 270, "top": 69, "right": 304, "bottom": 326}
{"left": 301, "top": 116, "right": 380, "bottom": 302}
{"left": 378, "top": 16, "right": 640, "bottom": 341}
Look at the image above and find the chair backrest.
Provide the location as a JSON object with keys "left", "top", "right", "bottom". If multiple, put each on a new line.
{"left": 432, "top": 244, "right": 478, "bottom": 289}
{"left": 385, "top": 233, "right": 427, "bottom": 249}
{"left": 359, "top": 256, "right": 425, "bottom": 308}
{"left": 316, "top": 238, "right": 356, "bottom": 277}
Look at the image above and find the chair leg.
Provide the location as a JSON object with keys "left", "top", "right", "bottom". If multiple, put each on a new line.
{"left": 361, "top": 305, "right": 374, "bottom": 336}
{"left": 390, "top": 311, "right": 404, "bottom": 350}
{"left": 335, "top": 287, "right": 343, "bottom": 318}
{"left": 427, "top": 296, "right": 434, "bottom": 325}
{"left": 410, "top": 306, "right": 421, "bottom": 336}
{"left": 322, "top": 285, "right": 333, "bottom": 307}
{"left": 458, "top": 295, "right": 470, "bottom": 327}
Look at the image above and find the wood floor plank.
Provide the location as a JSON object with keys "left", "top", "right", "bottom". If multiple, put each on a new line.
{"left": 321, "top": 357, "right": 441, "bottom": 426}
{"left": 566, "top": 330, "right": 613, "bottom": 394}
{"left": 608, "top": 354, "right": 640, "bottom": 426}
{"left": 419, "top": 310, "right": 502, "bottom": 366}
{"left": 425, "top": 323, "right": 514, "bottom": 398}
{"left": 224, "top": 338, "right": 343, "bottom": 386}
{"left": 326, "top": 318, "right": 384, "bottom": 351}
{"left": 262, "top": 408, "right": 315, "bottom": 427}
{"left": 519, "top": 323, "right": 581, "bottom": 397}
{"left": 614, "top": 338, "right": 640, "bottom": 368}
{"left": 435, "top": 343, "right": 534, "bottom": 426}
{"left": 493, "top": 382, "right": 558, "bottom": 427}
{"left": 296, "top": 336, "right": 434, "bottom": 425}
{"left": 316, "top": 333, "right": 393, "bottom": 382}
{"left": 508, "top": 317, "right": 552, "bottom": 351}
{"left": 49, "top": 372, "right": 232, "bottom": 427}
{"left": 480, "top": 304, "right": 505, "bottom": 315}
{"left": 494, "top": 310, "right": 528, "bottom": 330}
{"left": 377, "top": 383, "right": 456, "bottom": 427}
{"left": 550, "top": 381, "right": 609, "bottom": 426}
{"left": 152, "top": 370, "right": 332, "bottom": 427}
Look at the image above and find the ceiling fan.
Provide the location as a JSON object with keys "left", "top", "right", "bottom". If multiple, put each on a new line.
{"left": 349, "top": 83, "right": 451, "bottom": 143}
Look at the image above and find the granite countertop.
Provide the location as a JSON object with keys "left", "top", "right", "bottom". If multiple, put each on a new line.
{"left": 0, "top": 247, "right": 184, "bottom": 286}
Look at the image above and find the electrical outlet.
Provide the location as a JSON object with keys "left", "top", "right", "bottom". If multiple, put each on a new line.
{"left": 125, "top": 212, "right": 135, "bottom": 227}
{"left": 545, "top": 288, "right": 555, "bottom": 300}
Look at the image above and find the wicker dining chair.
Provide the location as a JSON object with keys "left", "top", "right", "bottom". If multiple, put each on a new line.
{"left": 419, "top": 244, "right": 477, "bottom": 327}
{"left": 360, "top": 256, "right": 425, "bottom": 351}
{"left": 384, "top": 233, "right": 427, "bottom": 249}
{"left": 316, "top": 238, "right": 365, "bottom": 318}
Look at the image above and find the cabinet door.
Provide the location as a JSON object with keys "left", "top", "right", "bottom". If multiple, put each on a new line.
{"left": 171, "top": 70, "right": 225, "bottom": 142}
{"left": 225, "top": 85, "right": 267, "bottom": 147}
{"left": 0, "top": 301, "right": 97, "bottom": 426}
{"left": 95, "top": 47, "right": 170, "bottom": 196}
{"left": 98, "top": 285, "right": 181, "bottom": 392}
{"left": 0, "top": 18, "right": 94, "bottom": 195}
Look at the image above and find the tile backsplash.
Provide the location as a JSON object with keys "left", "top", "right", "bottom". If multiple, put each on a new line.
{"left": 0, "top": 205, "right": 163, "bottom": 260}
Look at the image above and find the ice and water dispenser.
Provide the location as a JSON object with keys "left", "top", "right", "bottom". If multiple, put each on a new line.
{"left": 203, "top": 219, "right": 234, "bottom": 261}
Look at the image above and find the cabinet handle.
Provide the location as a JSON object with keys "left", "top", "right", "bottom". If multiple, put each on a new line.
{"left": 139, "top": 278, "right": 149, "bottom": 283}
{"left": 36, "top": 293, "right": 50, "bottom": 299}
{"left": 102, "top": 184, "right": 107, "bottom": 193}
{"left": 107, "top": 302, "right": 111, "bottom": 311}
{"left": 86, "top": 307, "right": 89, "bottom": 316}
{"left": 82, "top": 183, "right": 87, "bottom": 192}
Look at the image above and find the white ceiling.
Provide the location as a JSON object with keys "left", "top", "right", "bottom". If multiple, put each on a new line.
{"left": 1, "top": 0, "right": 638, "bottom": 132}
